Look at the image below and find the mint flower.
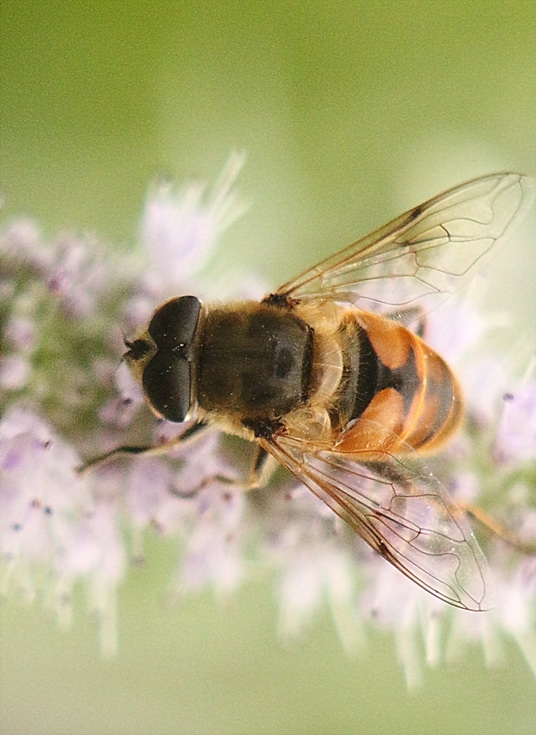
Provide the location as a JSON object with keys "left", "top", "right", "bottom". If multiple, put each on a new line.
{"left": 1, "top": 161, "right": 535, "bottom": 686}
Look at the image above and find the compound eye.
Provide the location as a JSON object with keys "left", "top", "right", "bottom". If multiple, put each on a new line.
{"left": 142, "top": 352, "right": 191, "bottom": 422}
{"left": 148, "top": 296, "right": 201, "bottom": 351}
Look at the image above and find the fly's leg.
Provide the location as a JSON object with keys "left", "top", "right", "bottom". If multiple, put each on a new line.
{"left": 77, "top": 420, "right": 209, "bottom": 475}
{"left": 169, "top": 470, "right": 239, "bottom": 499}
{"left": 169, "top": 442, "right": 270, "bottom": 499}
{"left": 385, "top": 305, "right": 426, "bottom": 337}
{"left": 463, "top": 502, "right": 536, "bottom": 555}
{"left": 79, "top": 424, "right": 280, "bottom": 501}
{"left": 247, "top": 445, "right": 278, "bottom": 489}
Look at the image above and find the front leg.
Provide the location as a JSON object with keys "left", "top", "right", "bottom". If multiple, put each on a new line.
{"left": 78, "top": 420, "right": 209, "bottom": 474}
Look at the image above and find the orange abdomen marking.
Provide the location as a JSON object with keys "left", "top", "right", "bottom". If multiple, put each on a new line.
{"left": 335, "top": 311, "right": 463, "bottom": 455}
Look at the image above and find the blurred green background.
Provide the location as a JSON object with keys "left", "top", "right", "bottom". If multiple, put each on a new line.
{"left": 1, "top": 2, "right": 535, "bottom": 734}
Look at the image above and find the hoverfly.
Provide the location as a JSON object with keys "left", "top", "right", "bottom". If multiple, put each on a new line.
{"left": 83, "top": 172, "right": 535, "bottom": 611}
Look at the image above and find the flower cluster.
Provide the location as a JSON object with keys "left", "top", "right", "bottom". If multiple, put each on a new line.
{"left": 1, "top": 158, "right": 535, "bottom": 684}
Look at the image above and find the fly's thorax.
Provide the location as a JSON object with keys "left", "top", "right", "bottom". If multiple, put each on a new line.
{"left": 195, "top": 301, "right": 313, "bottom": 422}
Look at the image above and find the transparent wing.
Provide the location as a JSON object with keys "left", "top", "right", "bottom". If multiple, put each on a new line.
{"left": 276, "top": 173, "right": 535, "bottom": 310}
{"left": 262, "top": 427, "right": 493, "bottom": 611}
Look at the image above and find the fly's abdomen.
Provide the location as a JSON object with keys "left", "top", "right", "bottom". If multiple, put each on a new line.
{"left": 400, "top": 338, "right": 463, "bottom": 452}
{"left": 333, "top": 310, "right": 463, "bottom": 454}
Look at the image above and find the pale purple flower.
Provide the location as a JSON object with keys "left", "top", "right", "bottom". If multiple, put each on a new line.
{"left": 1, "top": 219, "right": 48, "bottom": 270}
{"left": 1, "top": 160, "right": 535, "bottom": 685}
{"left": 0, "top": 354, "right": 31, "bottom": 390}
{"left": 139, "top": 151, "right": 247, "bottom": 294}
{"left": 4, "top": 315, "right": 37, "bottom": 351}
{"left": 495, "top": 382, "right": 536, "bottom": 463}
